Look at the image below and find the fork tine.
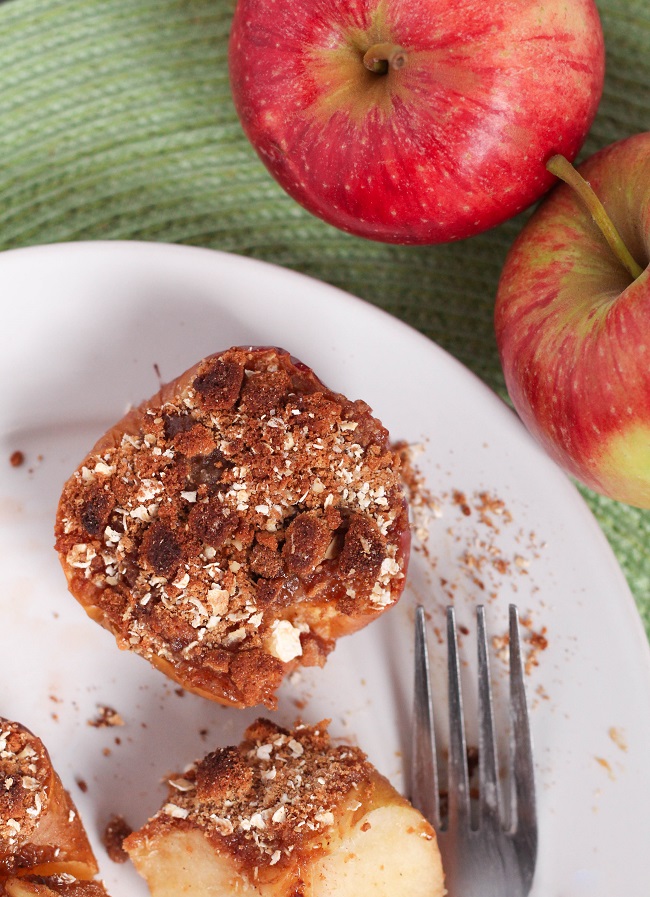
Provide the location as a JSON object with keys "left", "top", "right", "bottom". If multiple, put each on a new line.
{"left": 411, "top": 605, "right": 440, "bottom": 830}
{"left": 411, "top": 603, "right": 537, "bottom": 897}
{"left": 509, "top": 605, "right": 538, "bottom": 882}
{"left": 446, "top": 605, "right": 470, "bottom": 829}
{"left": 477, "top": 605, "right": 500, "bottom": 824}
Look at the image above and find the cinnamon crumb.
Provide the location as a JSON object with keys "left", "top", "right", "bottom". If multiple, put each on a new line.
{"left": 87, "top": 706, "right": 124, "bottom": 728}
{"left": 103, "top": 814, "right": 132, "bottom": 863}
{"left": 404, "top": 450, "right": 544, "bottom": 608}
{"left": 9, "top": 451, "right": 24, "bottom": 468}
{"left": 452, "top": 490, "right": 472, "bottom": 517}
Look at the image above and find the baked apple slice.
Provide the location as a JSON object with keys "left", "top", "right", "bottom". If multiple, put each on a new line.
{"left": 0, "top": 717, "right": 108, "bottom": 896}
{"left": 55, "top": 347, "right": 410, "bottom": 708}
{"left": 124, "top": 718, "right": 445, "bottom": 897}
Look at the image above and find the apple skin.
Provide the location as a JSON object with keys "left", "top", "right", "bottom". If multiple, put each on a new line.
{"left": 228, "top": 0, "right": 604, "bottom": 245}
{"left": 495, "top": 133, "right": 650, "bottom": 508}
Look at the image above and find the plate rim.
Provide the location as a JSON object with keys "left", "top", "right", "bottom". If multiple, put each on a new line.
{"left": 2, "top": 238, "right": 650, "bottom": 895}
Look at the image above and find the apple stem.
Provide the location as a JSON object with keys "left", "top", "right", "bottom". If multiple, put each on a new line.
{"left": 363, "top": 42, "right": 407, "bottom": 74}
{"left": 546, "top": 154, "right": 644, "bottom": 281}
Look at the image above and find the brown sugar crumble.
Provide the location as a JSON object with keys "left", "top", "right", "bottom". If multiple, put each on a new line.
{"left": 136, "top": 719, "right": 372, "bottom": 869}
{"left": 396, "top": 443, "right": 544, "bottom": 602}
{"left": 397, "top": 442, "right": 550, "bottom": 678}
{"left": 103, "top": 814, "right": 132, "bottom": 863}
{"left": 492, "top": 616, "right": 549, "bottom": 675}
{"left": 87, "top": 706, "right": 124, "bottom": 729}
{"left": 522, "top": 619, "right": 549, "bottom": 672}
{"left": 55, "top": 347, "right": 409, "bottom": 708}
{"left": 393, "top": 441, "right": 441, "bottom": 544}
{"left": 0, "top": 720, "right": 51, "bottom": 864}
{"left": 9, "top": 451, "right": 24, "bottom": 468}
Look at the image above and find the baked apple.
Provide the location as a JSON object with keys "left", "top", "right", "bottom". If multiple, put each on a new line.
{"left": 0, "top": 718, "right": 105, "bottom": 894}
{"left": 55, "top": 347, "right": 410, "bottom": 708}
{"left": 3, "top": 876, "right": 108, "bottom": 896}
{"left": 124, "top": 718, "right": 445, "bottom": 897}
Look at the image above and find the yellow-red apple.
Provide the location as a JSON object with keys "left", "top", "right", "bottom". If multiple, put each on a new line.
{"left": 495, "top": 133, "right": 650, "bottom": 507}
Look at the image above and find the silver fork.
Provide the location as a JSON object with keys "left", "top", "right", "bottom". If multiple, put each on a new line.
{"left": 411, "top": 604, "right": 537, "bottom": 897}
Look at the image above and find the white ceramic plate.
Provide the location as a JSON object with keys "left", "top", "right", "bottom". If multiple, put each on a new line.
{"left": 1, "top": 241, "right": 649, "bottom": 895}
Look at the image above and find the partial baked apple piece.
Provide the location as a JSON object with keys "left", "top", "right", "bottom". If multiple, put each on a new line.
{"left": 123, "top": 718, "right": 445, "bottom": 897}
{"left": 55, "top": 347, "right": 410, "bottom": 708}
{"left": 0, "top": 717, "right": 109, "bottom": 896}
{"left": 4, "top": 875, "right": 108, "bottom": 896}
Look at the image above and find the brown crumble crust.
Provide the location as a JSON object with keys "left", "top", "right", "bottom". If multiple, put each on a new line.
{"left": 101, "top": 816, "right": 131, "bottom": 864}
{"left": 0, "top": 721, "right": 51, "bottom": 868}
{"left": 86, "top": 708, "right": 123, "bottom": 730}
{"left": 55, "top": 347, "right": 410, "bottom": 708}
{"left": 126, "top": 719, "right": 374, "bottom": 874}
{"left": 9, "top": 451, "right": 24, "bottom": 469}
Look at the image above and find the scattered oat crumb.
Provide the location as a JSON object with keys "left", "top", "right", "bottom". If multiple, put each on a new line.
{"left": 76, "top": 778, "right": 88, "bottom": 793}
{"left": 492, "top": 618, "right": 548, "bottom": 676}
{"left": 398, "top": 446, "right": 543, "bottom": 601}
{"left": 452, "top": 489, "right": 472, "bottom": 517}
{"left": 475, "top": 491, "right": 512, "bottom": 527}
{"left": 88, "top": 706, "right": 125, "bottom": 728}
{"left": 521, "top": 619, "right": 548, "bottom": 674}
{"left": 103, "top": 814, "right": 133, "bottom": 863}
{"left": 595, "top": 756, "right": 615, "bottom": 780}
{"left": 493, "top": 633, "right": 510, "bottom": 664}
{"left": 608, "top": 727, "right": 627, "bottom": 752}
{"left": 397, "top": 442, "right": 550, "bottom": 676}
{"left": 394, "top": 441, "right": 442, "bottom": 542}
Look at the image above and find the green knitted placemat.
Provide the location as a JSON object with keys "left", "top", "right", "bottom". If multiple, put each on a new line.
{"left": 1, "top": 0, "right": 649, "bottom": 636}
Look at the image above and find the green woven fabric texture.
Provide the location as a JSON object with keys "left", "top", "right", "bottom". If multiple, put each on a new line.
{"left": 1, "top": 0, "right": 649, "bottom": 635}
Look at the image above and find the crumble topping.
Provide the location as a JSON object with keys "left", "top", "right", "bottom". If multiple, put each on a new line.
{"left": 87, "top": 706, "right": 124, "bottom": 729}
{"left": 146, "top": 718, "right": 371, "bottom": 869}
{"left": 0, "top": 719, "right": 50, "bottom": 856}
{"left": 55, "top": 347, "right": 409, "bottom": 707}
{"left": 9, "top": 451, "right": 24, "bottom": 468}
{"left": 102, "top": 814, "right": 132, "bottom": 864}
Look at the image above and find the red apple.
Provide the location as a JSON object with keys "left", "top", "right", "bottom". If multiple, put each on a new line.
{"left": 495, "top": 133, "right": 650, "bottom": 508}
{"left": 228, "top": 0, "right": 604, "bottom": 244}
